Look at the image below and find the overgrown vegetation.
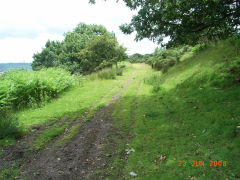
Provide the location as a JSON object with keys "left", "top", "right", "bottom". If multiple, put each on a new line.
{"left": 32, "top": 23, "right": 127, "bottom": 74}
{"left": 0, "top": 68, "right": 74, "bottom": 140}
{"left": 150, "top": 45, "right": 192, "bottom": 73}
{"left": 0, "top": 68, "right": 74, "bottom": 112}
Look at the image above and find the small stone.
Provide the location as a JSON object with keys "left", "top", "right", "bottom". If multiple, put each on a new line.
{"left": 57, "top": 158, "right": 61, "bottom": 161}
{"left": 130, "top": 172, "right": 137, "bottom": 177}
{"left": 194, "top": 106, "right": 198, "bottom": 109}
{"left": 237, "top": 126, "right": 240, "bottom": 129}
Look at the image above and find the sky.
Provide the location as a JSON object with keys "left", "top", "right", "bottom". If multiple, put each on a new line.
{"left": 0, "top": 0, "right": 158, "bottom": 63}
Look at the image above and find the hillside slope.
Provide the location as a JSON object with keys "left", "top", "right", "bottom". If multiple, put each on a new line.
{"left": 108, "top": 38, "right": 240, "bottom": 179}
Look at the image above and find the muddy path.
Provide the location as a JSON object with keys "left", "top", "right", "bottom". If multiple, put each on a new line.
{"left": 1, "top": 76, "right": 134, "bottom": 180}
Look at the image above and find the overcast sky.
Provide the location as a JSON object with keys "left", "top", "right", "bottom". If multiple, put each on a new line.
{"left": 0, "top": 0, "right": 158, "bottom": 63}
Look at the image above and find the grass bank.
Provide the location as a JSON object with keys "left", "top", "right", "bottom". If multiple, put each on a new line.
{"left": 103, "top": 39, "right": 240, "bottom": 179}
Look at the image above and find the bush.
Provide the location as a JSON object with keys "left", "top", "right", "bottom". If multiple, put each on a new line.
{"left": 150, "top": 45, "right": 192, "bottom": 73}
{"left": 0, "top": 68, "right": 75, "bottom": 112}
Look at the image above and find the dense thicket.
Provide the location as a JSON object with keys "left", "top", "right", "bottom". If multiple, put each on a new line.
{"left": 90, "top": 0, "right": 240, "bottom": 47}
{"left": 150, "top": 46, "right": 192, "bottom": 73}
{"left": 32, "top": 23, "right": 127, "bottom": 74}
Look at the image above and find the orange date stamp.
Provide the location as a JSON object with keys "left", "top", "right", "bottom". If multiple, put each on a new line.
{"left": 178, "top": 160, "right": 227, "bottom": 167}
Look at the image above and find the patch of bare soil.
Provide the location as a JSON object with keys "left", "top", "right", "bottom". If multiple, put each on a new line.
{"left": 0, "top": 116, "right": 69, "bottom": 172}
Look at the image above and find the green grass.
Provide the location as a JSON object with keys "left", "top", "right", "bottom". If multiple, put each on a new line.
{"left": 103, "top": 39, "right": 240, "bottom": 179}
{"left": 16, "top": 64, "right": 133, "bottom": 127}
{"left": 9, "top": 62, "right": 134, "bottom": 149}
{"left": 0, "top": 168, "right": 20, "bottom": 180}
{"left": 32, "top": 124, "right": 69, "bottom": 150}
{"left": 98, "top": 64, "right": 153, "bottom": 178}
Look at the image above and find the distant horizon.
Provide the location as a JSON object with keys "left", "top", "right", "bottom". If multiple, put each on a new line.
{"left": 0, "top": 62, "right": 31, "bottom": 64}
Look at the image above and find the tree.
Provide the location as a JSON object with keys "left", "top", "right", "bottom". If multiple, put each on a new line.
{"left": 32, "top": 40, "right": 63, "bottom": 71}
{"left": 90, "top": 0, "right": 240, "bottom": 47}
{"left": 32, "top": 23, "right": 127, "bottom": 74}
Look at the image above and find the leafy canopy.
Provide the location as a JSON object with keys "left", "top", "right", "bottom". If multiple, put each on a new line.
{"left": 90, "top": 0, "right": 240, "bottom": 47}
{"left": 32, "top": 23, "right": 127, "bottom": 74}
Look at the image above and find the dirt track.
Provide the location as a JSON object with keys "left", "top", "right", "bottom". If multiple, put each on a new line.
{"left": 0, "top": 74, "right": 139, "bottom": 180}
{"left": 18, "top": 78, "right": 134, "bottom": 180}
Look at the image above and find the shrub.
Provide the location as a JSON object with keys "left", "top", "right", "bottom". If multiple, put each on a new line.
{"left": 150, "top": 45, "right": 192, "bottom": 73}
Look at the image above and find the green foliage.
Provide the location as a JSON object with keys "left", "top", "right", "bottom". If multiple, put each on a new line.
{"left": 0, "top": 113, "right": 23, "bottom": 139}
{"left": 0, "top": 168, "right": 20, "bottom": 180}
{"left": 0, "top": 68, "right": 74, "bottom": 113}
{"left": 33, "top": 125, "right": 67, "bottom": 150}
{"left": 116, "top": 0, "right": 240, "bottom": 47}
{"left": 128, "top": 53, "right": 153, "bottom": 63}
{"left": 192, "top": 44, "right": 208, "bottom": 53}
{"left": 150, "top": 45, "right": 191, "bottom": 73}
{"left": 32, "top": 40, "right": 62, "bottom": 70}
{"left": 95, "top": 60, "right": 113, "bottom": 71}
{"left": 0, "top": 68, "right": 74, "bottom": 140}
{"left": 32, "top": 23, "right": 127, "bottom": 74}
